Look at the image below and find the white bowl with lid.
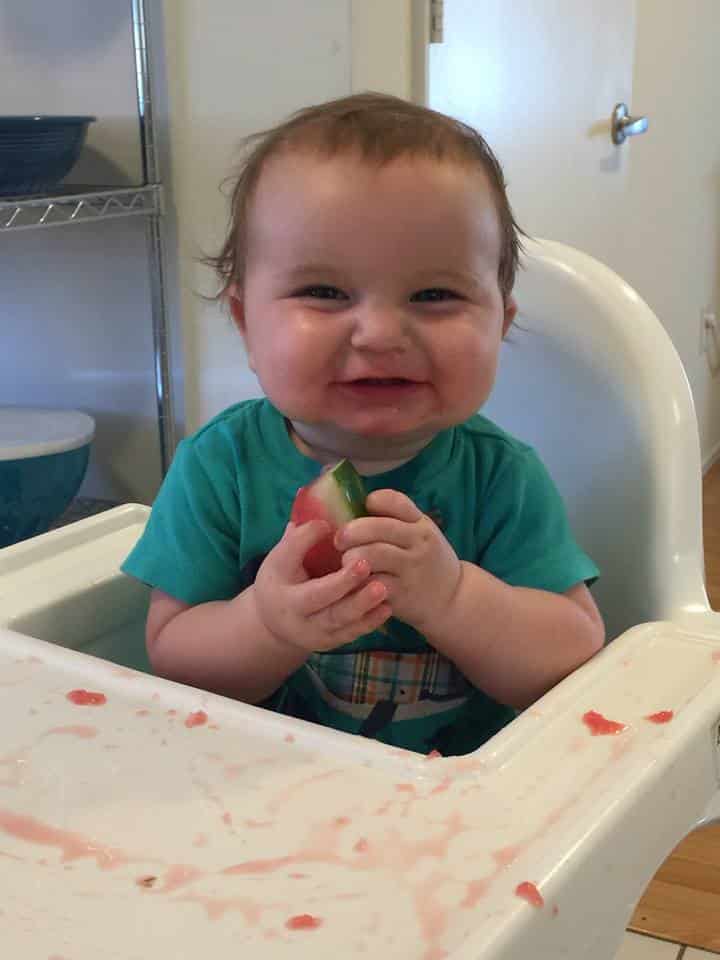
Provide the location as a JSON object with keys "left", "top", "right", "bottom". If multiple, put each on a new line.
{"left": 0, "top": 407, "right": 95, "bottom": 547}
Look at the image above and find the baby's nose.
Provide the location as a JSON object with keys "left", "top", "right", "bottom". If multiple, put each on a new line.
{"left": 350, "top": 305, "right": 409, "bottom": 352}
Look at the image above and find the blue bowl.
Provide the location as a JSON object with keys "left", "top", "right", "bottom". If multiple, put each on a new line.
{"left": 0, "top": 115, "right": 96, "bottom": 197}
{"left": 0, "top": 445, "right": 91, "bottom": 547}
{"left": 0, "top": 408, "right": 95, "bottom": 547}
{"left": 0, "top": 443, "right": 90, "bottom": 547}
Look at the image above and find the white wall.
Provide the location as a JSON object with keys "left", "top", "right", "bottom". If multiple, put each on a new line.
{"left": 350, "top": 0, "right": 414, "bottom": 100}
{"left": 161, "top": 0, "right": 354, "bottom": 433}
{"left": 623, "top": 0, "right": 720, "bottom": 466}
{"left": 0, "top": 1, "right": 161, "bottom": 503}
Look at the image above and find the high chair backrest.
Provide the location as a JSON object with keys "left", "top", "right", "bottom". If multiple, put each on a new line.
{"left": 482, "top": 238, "right": 708, "bottom": 640}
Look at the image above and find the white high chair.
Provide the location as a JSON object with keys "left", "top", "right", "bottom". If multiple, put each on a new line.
{"left": 486, "top": 237, "right": 710, "bottom": 643}
{"left": 1, "top": 238, "right": 719, "bottom": 960}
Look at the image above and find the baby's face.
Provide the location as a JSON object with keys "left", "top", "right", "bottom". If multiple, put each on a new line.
{"left": 231, "top": 150, "right": 516, "bottom": 460}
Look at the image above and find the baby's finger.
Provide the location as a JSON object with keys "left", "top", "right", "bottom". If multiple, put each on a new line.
{"left": 342, "top": 601, "right": 394, "bottom": 643}
{"left": 273, "top": 520, "right": 332, "bottom": 582}
{"left": 365, "top": 489, "right": 424, "bottom": 522}
{"left": 335, "top": 516, "right": 414, "bottom": 551}
{"left": 312, "top": 579, "right": 390, "bottom": 635}
{"left": 341, "top": 542, "right": 404, "bottom": 576}
{"left": 297, "top": 557, "right": 372, "bottom": 615}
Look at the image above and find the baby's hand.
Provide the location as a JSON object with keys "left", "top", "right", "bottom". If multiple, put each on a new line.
{"left": 253, "top": 520, "right": 391, "bottom": 653}
{"left": 334, "top": 490, "right": 462, "bottom": 635}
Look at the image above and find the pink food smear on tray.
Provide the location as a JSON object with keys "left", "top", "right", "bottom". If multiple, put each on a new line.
{"left": 646, "top": 710, "right": 674, "bottom": 724}
{"left": 66, "top": 689, "right": 106, "bottom": 706}
{"left": 185, "top": 710, "right": 208, "bottom": 728}
{"left": 582, "top": 710, "right": 626, "bottom": 736}
{"left": 515, "top": 881, "right": 544, "bottom": 908}
{"left": 179, "top": 892, "right": 266, "bottom": 924}
{"left": 225, "top": 810, "right": 466, "bottom": 880}
{"left": 158, "top": 863, "right": 205, "bottom": 893}
{"left": 45, "top": 725, "right": 98, "bottom": 739}
{"left": 429, "top": 776, "right": 453, "bottom": 796}
{"left": 414, "top": 872, "right": 451, "bottom": 960}
{"left": 493, "top": 845, "right": 521, "bottom": 867}
{"left": 461, "top": 843, "right": 526, "bottom": 909}
{"left": 0, "top": 808, "right": 127, "bottom": 869}
{"left": 286, "top": 914, "right": 322, "bottom": 930}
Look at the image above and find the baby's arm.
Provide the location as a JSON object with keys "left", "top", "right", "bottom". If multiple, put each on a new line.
{"left": 423, "top": 570, "right": 604, "bottom": 709}
{"left": 145, "top": 519, "right": 390, "bottom": 703}
{"left": 336, "top": 490, "right": 604, "bottom": 710}
{"left": 146, "top": 587, "right": 307, "bottom": 703}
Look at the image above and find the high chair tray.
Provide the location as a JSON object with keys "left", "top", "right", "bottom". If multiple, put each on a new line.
{"left": 2, "top": 608, "right": 720, "bottom": 958}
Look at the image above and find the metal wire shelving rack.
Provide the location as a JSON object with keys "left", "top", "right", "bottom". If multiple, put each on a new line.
{"left": 1, "top": 185, "right": 162, "bottom": 231}
{"left": 0, "top": 0, "right": 175, "bottom": 477}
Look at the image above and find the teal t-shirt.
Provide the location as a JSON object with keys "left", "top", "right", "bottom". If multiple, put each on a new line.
{"left": 122, "top": 399, "right": 598, "bottom": 755}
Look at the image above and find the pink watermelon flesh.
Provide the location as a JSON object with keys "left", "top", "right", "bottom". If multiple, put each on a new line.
{"left": 291, "top": 486, "right": 343, "bottom": 577}
{"left": 290, "top": 461, "right": 367, "bottom": 579}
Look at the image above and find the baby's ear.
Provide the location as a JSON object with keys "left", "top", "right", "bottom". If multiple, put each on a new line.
{"left": 502, "top": 295, "right": 518, "bottom": 337}
{"left": 227, "top": 284, "right": 256, "bottom": 371}
{"left": 227, "top": 283, "right": 246, "bottom": 334}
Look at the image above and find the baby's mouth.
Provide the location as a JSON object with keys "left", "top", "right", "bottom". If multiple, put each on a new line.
{"left": 338, "top": 378, "right": 425, "bottom": 401}
{"left": 350, "top": 378, "right": 415, "bottom": 386}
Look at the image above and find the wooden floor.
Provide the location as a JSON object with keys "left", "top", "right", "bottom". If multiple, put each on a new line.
{"left": 626, "top": 462, "right": 720, "bottom": 952}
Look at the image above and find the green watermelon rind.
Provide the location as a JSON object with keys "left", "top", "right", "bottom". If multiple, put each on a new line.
{"left": 331, "top": 459, "right": 368, "bottom": 518}
{"left": 313, "top": 459, "right": 367, "bottom": 526}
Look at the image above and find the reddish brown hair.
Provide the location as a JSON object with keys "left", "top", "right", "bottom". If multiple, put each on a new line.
{"left": 207, "top": 92, "right": 523, "bottom": 302}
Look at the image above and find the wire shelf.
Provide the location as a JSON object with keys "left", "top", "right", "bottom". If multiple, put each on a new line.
{"left": 0, "top": 184, "right": 162, "bottom": 231}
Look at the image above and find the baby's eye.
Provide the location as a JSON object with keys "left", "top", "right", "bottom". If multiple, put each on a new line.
{"left": 410, "top": 288, "right": 460, "bottom": 303}
{"left": 294, "top": 285, "right": 348, "bottom": 301}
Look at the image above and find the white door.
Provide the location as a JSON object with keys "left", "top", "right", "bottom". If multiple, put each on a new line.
{"left": 428, "top": 0, "right": 639, "bottom": 275}
{"left": 428, "top": 0, "right": 720, "bottom": 462}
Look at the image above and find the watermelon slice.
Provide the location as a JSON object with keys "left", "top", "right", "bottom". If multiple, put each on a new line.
{"left": 291, "top": 459, "right": 368, "bottom": 578}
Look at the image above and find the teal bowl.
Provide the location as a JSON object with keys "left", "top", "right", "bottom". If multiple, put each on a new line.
{"left": 0, "top": 408, "right": 95, "bottom": 548}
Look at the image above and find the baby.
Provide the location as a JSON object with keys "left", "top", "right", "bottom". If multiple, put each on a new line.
{"left": 122, "top": 92, "right": 604, "bottom": 756}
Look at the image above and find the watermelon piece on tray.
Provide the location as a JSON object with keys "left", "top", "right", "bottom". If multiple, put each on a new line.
{"left": 291, "top": 459, "right": 368, "bottom": 578}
